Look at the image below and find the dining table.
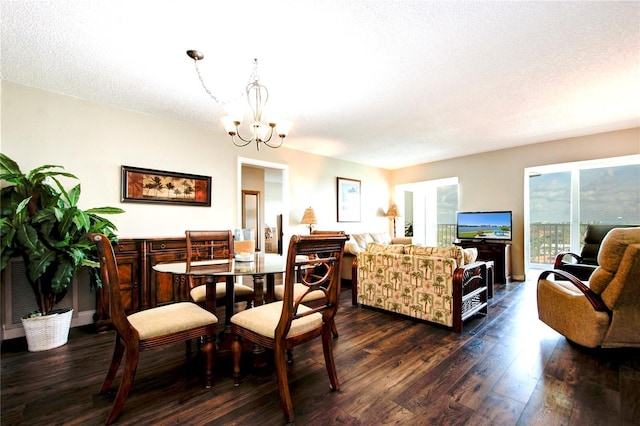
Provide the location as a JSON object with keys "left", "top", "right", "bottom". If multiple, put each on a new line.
{"left": 152, "top": 252, "right": 287, "bottom": 340}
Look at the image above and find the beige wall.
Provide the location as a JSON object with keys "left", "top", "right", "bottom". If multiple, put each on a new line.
{"left": 2, "top": 81, "right": 638, "bottom": 281}
{"left": 391, "top": 128, "right": 640, "bottom": 280}
{"left": 1, "top": 81, "right": 392, "bottom": 241}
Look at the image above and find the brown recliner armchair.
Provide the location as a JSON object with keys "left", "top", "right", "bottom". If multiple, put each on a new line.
{"left": 537, "top": 227, "right": 640, "bottom": 348}
{"left": 554, "top": 224, "right": 637, "bottom": 280}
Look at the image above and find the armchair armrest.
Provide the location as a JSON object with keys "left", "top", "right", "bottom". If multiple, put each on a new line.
{"left": 538, "top": 269, "right": 609, "bottom": 313}
{"left": 553, "top": 251, "right": 583, "bottom": 269}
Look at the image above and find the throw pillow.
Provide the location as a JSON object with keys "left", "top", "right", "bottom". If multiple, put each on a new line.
{"left": 365, "top": 242, "right": 388, "bottom": 252}
{"left": 463, "top": 248, "right": 478, "bottom": 264}
{"left": 384, "top": 244, "right": 406, "bottom": 254}
{"left": 352, "top": 233, "right": 373, "bottom": 251}
{"left": 370, "top": 232, "right": 392, "bottom": 245}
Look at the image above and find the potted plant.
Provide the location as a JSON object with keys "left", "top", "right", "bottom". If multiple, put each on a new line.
{"left": 0, "top": 153, "right": 124, "bottom": 351}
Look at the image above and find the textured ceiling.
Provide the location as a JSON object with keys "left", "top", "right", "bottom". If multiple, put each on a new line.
{"left": 2, "top": 1, "right": 639, "bottom": 169}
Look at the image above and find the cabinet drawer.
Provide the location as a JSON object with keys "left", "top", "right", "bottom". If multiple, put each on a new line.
{"left": 148, "top": 240, "right": 185, "bottom": 252}
{"left": 114, "top": 241, "right": 138, "bottom": 253}
{"left": 150, "top": 251, "right": 188, "bottom": 264}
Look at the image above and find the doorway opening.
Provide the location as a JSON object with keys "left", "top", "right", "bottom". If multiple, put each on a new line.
{"left": 237, "top": 157, "right": 289, "bottom": 255}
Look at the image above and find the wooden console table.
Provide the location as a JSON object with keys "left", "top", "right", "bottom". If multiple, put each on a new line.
{"left": 455, "top": 241, "right": 512, "bottom": 284}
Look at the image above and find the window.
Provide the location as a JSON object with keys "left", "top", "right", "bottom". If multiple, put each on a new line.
{"left": 397, "top": 178, "right": 459, "bottom": 247}
{"left": 526, "top": 155, "right": 640, "bottom": 267}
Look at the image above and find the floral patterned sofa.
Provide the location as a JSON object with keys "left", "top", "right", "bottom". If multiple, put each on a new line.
{"left": 342, "top": 232, "right": 412, "bottom": 285}
{"left": 352, "top": 243, "right": 489, "bottom": 332}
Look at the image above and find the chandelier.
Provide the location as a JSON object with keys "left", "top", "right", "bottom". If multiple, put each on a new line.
{"left": 186, "top": 50, "right": 292, "bottom": 150}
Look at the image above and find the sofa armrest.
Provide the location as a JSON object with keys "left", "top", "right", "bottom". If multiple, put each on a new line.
{"left": 451, "top": 261, "right": 488, "bottom": 333}
{"left": 538, "top": 269, "right": 608, "bottom": 312}
{"left": 351, "top": 255, "right": 359, "bottom": 305}
{"left": 391, "top": 237, "right": 412, "bottom": 245}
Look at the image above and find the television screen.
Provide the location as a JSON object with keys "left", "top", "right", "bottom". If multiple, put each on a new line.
{"left": 456, "top": 211, "right": 512, "bottom": 241}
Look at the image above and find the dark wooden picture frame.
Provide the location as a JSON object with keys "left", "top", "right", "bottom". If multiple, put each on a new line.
{"left": 337, "top": 177, "right": 361, "bottom": 222}
{"left": 121, "top": 166, "right": 212, "bottom": 206}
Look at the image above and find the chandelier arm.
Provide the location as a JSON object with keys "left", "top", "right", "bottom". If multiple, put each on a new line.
{"left": 259, "top": 126, "right": 275, "bottom": 144}
{"left": 230, "top": 134, "right": 254, "bottom": 147}
{"left": 262, "top": 136, "right": 284, "bottom": 149}
{"left": 232, "top": 125, "right": 261, "bottom": 144}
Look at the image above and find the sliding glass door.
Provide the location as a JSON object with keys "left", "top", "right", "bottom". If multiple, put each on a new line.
{"left": 397, "top": 178, "right": 458, "bottom": 247}
{"left": 526, "top": 155, "right": 639, "bottom": 267}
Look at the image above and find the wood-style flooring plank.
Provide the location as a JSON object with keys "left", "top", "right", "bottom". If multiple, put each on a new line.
{"left": 2, "top": 275, "right": 640, "bottom": 425}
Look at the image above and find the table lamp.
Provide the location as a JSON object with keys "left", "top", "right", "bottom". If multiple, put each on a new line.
{"left": 301, "top": 207, "right": 317, "bottom": 233}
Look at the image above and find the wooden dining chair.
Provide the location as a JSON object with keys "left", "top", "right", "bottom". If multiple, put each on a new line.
{"left": 231, "top": 233, "right": 348, "bottom": 423}
{"left": 89, "top": 233, "right": 218, "bottom": 425}
{"left": 185, "top": 230, "right": 254, "bottom": 311}
{"left": 273, "top": 230, "right": 346, "bottom": 339}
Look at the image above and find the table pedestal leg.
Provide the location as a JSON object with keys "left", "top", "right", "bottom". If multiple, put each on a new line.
{"left": 252, "top": 274, "right": 265, "bottom": 306}
{"left": 210, "top": 276, "right": 236, "bottom": 352}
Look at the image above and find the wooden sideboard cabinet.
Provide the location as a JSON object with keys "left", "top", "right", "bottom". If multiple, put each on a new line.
{"left": 96, "top": 236, "right": 192, "bottom": 329}
{"left": 144, "top": 237, "right": 192, "bottom": 307}
{"left": 455, "top": 241, "right": 512, "bottom": 284}
{"left": 95, "top": 239, "right": 141, "bottom": 330}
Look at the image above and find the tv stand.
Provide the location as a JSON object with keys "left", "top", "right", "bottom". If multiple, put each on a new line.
{"left": 455, "top": 240, "right": 512, "bottom": 284}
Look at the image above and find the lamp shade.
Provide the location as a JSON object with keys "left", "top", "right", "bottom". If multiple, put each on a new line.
{"left": 301, "top": 207, "right": 318, "bottom": 225}
{"left": 386, "top": 203, "right": 400, "bottom": 218}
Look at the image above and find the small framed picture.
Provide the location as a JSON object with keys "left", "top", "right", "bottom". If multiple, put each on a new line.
{"left": 337, "top": 177, "right": 361, "bottom": 222}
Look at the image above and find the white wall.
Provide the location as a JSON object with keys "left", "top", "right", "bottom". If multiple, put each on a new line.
{"left": 1, "top": 81, "right": 392, "bottom": 239}
{"left": 3, "top": 80, "right": 638, "bottom": 293}
{"left": 391, "top": 127, "right": 640, "bottom": 280}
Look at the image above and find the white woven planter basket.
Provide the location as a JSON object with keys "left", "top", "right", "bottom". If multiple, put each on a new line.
{"left": 21, "top": 309, "right": 73, "bottom": 352}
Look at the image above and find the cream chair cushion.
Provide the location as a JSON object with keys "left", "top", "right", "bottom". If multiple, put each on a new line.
{"left": 537, "top": 279, "right": 610, "bottom": 348}
{"left": 190, "top": 282, "right": 254, "bottom": 303}
{"left": 127, "top": 302, "right": 218, "bottom": 340}
{"left": 230, "top": 302, "right": 322, "bottom": 338}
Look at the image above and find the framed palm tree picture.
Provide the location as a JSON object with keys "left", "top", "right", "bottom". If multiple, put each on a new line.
{"left": 121, "top": 166, "right": 212, "bottom": 206}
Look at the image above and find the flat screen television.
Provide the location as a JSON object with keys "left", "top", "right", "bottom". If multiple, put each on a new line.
{"left": 456, "top": 211, "right": 512, "bottom": 241}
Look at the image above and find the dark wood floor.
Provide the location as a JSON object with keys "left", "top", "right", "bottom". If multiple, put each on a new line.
{"left": 2, "top": 270, "right": 639, "bottom": 425}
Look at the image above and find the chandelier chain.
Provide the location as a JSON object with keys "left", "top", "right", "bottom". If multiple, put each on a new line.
{"left": 192, "top": 60, "right": 244, "bottom": 107}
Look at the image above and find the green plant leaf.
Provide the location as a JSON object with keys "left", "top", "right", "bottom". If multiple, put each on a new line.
{"left": 0, "top": 154, "right": 22, "bottom": 176}
{"left": 15, "top": 222, "right": 43, "bottom": 254}
{"left": 85, "top": 207, "right": 125, "bottom": 215}
{"left": 26, "top": 250, "right": 56, "bottom": 284}
{"left": 67, "top": 184, "right": 81, "bottom": 206}
{"left": 51, "top": 260, "right": 76, "bottom": 294}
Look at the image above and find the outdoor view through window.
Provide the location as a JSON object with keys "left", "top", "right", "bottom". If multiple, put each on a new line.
{"left": 529, "top": 162, "right": 640, "bottom": 264}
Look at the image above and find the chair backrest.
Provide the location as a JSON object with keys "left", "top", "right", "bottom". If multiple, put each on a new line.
{"left": 589, "top": 227, "right": 640, "bottom": 301}
{"left": 581, "top": 224, "right": 638, "bottom": 264}
{"left": 89, "top": 233, "right": 135, "bottom": 339}
{"left": 185, "top": 230, "right": 233, "bottom": 275}
{"left": 277, "top": 234, "right": 348, "bottom": 340}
